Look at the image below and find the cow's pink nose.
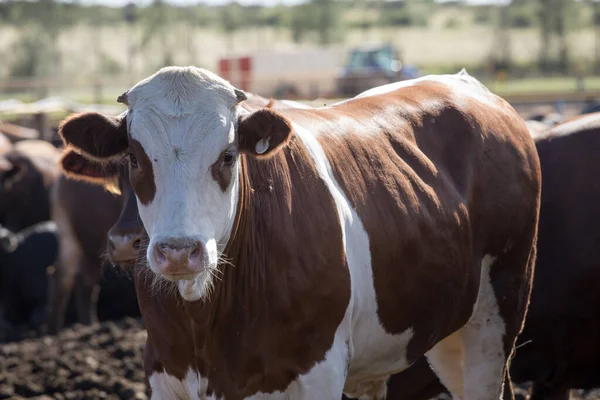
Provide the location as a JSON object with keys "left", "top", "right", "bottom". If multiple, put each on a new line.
{"left": 152, "top": 239, "right": 203, "bottom": 278}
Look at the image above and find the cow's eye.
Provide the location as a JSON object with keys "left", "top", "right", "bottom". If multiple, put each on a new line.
{"left": 129, "top": 153, "right": 138, "bottom": 168}
{"left": 222, "top": 151, "right": 235, "bottom": 167}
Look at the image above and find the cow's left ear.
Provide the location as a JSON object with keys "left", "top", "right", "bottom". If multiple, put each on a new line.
{"left": 237, "top": 109, "right": 292, "bottom": 157}
{"left": 59, "top": 112, "right": 128, "bottom": 161}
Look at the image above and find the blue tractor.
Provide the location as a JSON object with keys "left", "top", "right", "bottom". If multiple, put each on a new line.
{"left": 336, "top": 44, "right": 420, "bottom": 97}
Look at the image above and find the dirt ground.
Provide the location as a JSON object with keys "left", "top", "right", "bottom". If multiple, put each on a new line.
{"left": 1, "top": 318, "right": 600, "bottom": 400}
{"left": 0, "top": 318, "right": 148, "bottom": 400}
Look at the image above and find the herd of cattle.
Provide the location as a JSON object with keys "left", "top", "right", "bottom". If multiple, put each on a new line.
{"left": 0, "top": 67, "right": 599, "bottom": 399}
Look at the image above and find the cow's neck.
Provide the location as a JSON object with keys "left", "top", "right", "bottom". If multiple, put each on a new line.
{"left": 183, "top": 154, "right": 275, "bottom": 391}
{"left": 178, "top": 138, "right": 348, "bottom": 397}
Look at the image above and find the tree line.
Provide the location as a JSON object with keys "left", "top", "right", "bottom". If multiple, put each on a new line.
{"left": 0, "top": 0, "right": 597, "bottom": 81}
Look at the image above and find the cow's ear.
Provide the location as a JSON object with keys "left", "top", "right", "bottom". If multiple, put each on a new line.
{"left": 59, "top": 148, "right": 122, "bottom": 195}
{"left": 59, "top": 112, "right": 128, "bottom": 161}
{"left": 237, "top": 109, "right": 292, "bottom": 158}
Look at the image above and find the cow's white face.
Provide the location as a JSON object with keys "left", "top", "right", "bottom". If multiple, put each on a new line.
{"left": 58, "top": 67, "right": 293, "bottom": 302}
{"left": 124, "top": 67, "right": 247, "bottom": 301}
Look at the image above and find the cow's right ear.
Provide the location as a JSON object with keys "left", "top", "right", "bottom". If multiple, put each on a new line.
{"left": 237, "top": 109, "right": 292, "bottom": 158}
{"left": 59, "top": 112, "right": 128, "bottom": 161}
{"left": 59, "top": 148, "right": 122, "bottom": 195}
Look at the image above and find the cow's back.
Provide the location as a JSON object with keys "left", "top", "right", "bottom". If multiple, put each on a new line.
{"left": 282, "top": 74, "right": 540, "bottom": 366}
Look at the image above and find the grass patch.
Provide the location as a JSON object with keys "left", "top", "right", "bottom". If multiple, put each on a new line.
{"left": 485, "top": 76, "right": 600, "bottom": 95}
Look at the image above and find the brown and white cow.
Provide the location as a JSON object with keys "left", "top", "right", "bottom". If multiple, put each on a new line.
{"left": 58, "top": 67, "right": 541, "bottom": 399}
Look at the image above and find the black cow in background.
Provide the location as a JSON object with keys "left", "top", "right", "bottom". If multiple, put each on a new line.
{"left": 0, "top": 221, "right": 58, "bottom": 342}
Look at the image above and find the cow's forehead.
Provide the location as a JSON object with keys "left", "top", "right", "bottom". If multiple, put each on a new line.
{"left": 125, "top": 67, "right": 239, "bottom": 118}
{"left": 123, "top": 67, "right": 241, "bottom": 153}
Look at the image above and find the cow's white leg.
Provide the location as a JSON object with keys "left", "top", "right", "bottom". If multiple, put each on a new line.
{"left": 343, "top": 375, "right": 389, "bottom": 400}
{"left": 460, "top": 255, "right": 507, "bottom": 400}
{"left": 149, "top": 369, "right": 214, "bottom": 400}
{"left": 424, "top": 255, "right": 506, "bottom": 400}
{"left": 425, "top": 331, "right": 465, "bottom": 399}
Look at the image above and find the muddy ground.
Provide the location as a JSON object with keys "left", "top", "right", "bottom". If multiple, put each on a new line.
{"left": 1, "top": 318, "right": 600, "bottom": 399}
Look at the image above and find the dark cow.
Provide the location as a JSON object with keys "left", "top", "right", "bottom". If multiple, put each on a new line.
{"left": 58, "top": 67, "right": 541, "bottom": 399}
{"left": 0, "top": 140, "right": 60, "bottom": 232}
{"left": 509, "top": 112, "right": 600, "bottom": 399}
{"left": 0, "top": 221, "right": 58, "bottom": 337}
{"left": 46, "top": 160, "right": 138, "bottom": 334}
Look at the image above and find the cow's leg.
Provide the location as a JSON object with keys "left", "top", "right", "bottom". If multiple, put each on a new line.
{"left": 343, "top": 376, "right": 389, "bottom": 400}
{"left": 456, "top": 254, "right": 515, "bottom": 400}
{"left": 46, "top": 259, "right": 77, "bottom": 334}
{"left": 460, "top": 233, "right": 536, "bottom": 400}
{"left": 74, "top": 260, "right": 100, "bottom": 325}
{"left": 47, "top": 199, "right": 80, "bottom": 334}
{"left": 424, "top": 254, "right": 522, "bottom": 400}
{"left": 425, "top": 331, "right": 465, "bottom": 399}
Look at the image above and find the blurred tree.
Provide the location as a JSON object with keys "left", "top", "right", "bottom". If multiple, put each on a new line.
{"left": 123, "top": 2, "right": 137, "bottom": 82}
{"left": 492, "top": 4, "right": 512, "bottom": 71}
{"left": 555, "top": 0, "right": 569, "bottom": 73}
{"left": 539, "top": 0, "right": 552, "bottom": 71}
{"left": 594, "top": 0, "right": 600, "bottom": 72}
{"left": 290, "top": 4, "right": 314, "bottom": 44}
{"left": 539, "top": 0, "right": 575, "bottom": 73}
{"left": 220, "top": 3, "right": 244, "bottom": 52}
{"left": 313, "top": 0, "right": 340, "bottom": 45}
{"left": 379, "top": 0, "right": 428, "bottom": 27}
{"left": 140, "top": 0, "right": 174, "bottom": 69}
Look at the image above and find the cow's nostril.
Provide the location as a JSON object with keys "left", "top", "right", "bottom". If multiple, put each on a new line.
{"left": 154, "top": 245, "right": 167, "bottom": 264}
{"left": 190, "top": 247, "right": 200, "bottom": 261}
{"left": 132, "top": 238, "right": 141, "bottom": 250}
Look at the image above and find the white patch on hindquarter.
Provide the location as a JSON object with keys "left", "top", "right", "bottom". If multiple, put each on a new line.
{"left": 424, "top": 255, "right": 507, "bottom": 400}
{"left": 461, "top": 255, "right": 506, "bottom": 400}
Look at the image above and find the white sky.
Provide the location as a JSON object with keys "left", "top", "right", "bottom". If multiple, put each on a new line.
{"left": 82, "top": 0, "right": 505, "bottom": 8}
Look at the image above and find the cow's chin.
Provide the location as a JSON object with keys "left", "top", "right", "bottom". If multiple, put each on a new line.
{"left": 176, "top": 270, "right": 214, "bottom": 302}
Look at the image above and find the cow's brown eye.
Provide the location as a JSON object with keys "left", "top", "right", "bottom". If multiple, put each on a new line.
{"left": 222, "top": 152, "right": 235, "bottom": 167}
{"left": 129, "top": 153, "right": 138, "bottom": 168}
